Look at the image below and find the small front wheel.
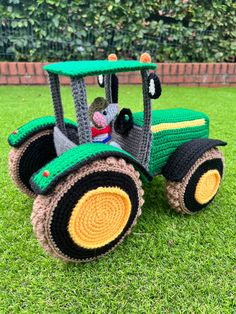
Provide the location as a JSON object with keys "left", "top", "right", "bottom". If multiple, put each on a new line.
{"left": 31, "top": 158, "right": 144, "bottom": 262}
{"left": 166, "top": 148, "right": 224, "bottom": 214}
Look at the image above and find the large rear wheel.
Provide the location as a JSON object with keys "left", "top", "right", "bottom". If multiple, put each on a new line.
{"left": 9, "top": 130, "right": 57, "bottom": 197}
{"left": 31, "top": 158, "right": 144, "bottom": 262}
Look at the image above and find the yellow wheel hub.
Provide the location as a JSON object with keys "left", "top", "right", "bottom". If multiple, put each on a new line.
{"left": 68, "top": 187, "right": 131, "bottom": 249}
{"left": 194, "top": 170, "right": 221, "bottom": 205}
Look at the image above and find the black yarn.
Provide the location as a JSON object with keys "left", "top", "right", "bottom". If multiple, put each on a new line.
{"left": 19, "top": 134, "right": 57, "bottom": 191}
{"left": 50, "top": 171, "right": 139, "bottom": 260}
{"left": 162, "top": 138, "right": 227, "bottom": 181}
{"left": 114, "top": 108, "right": 133, "bottom": 136}
{"left": 111, "top": 74, "right": 119, "bottom": 103}
{"left": 184, "top": 158, "right": 223, "bottom": 212}
{"left": 147, "top": 73, "right": 162, "bottom": 99}
{"left": 66, "top": 125, "right": 80, "bottom": 145}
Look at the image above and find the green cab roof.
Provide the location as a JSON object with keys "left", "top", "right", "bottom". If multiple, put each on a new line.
{"left": 43, "top": 60, "right": 157, "bottom": 77}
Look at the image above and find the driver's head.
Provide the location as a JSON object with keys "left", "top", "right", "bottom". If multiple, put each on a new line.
{"left": 89, "top": 97, "right": 119, "bottom": 129}
{"left": 89, "top": 97, "right": 108, "bottom": 128}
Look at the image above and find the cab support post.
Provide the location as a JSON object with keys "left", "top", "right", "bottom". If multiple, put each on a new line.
{"left": 71, "top": 77, "right": 92, "bottom": 144}
{"left": 137, "top": 70, "right": 153, "bottom": 168}
{"left": 104, "top": 74, "right": 112, "bottom": 104}
{"left": 48, "top": 72, "right": 67, "bottom": 135}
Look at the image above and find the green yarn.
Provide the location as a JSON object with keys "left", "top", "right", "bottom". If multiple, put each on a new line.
{"left": 8, "top": 116, "right": 77, "bottom": 147}
{"left": 132, "top": 108, "right": 209, "bottom": 175}
{"left": 11, "top": 109, "right": 210, "bottom": 193}
{"left": 132, "top": 108, "right": 209, "bottom": 127}
{"left": 44, "top": 60, "right": 157, "bottom": 77}
{"left": 149, "top": 123, "right": 209, "bottom": 176}
{"left": 30, "top": 143, "right": 148, "bottom": 194}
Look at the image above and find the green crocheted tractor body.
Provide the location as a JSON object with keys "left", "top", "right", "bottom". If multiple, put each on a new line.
{"left": 132, "top": 108, "right": 209, "bottom": 176}
{"left": 8, "top": 116, "right": 77, "bottom": 147}
{"left": 30, "top": 143, "right": 150, "bottom": 194}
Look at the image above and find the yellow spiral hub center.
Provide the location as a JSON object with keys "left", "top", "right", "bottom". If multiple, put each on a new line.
{"left": 68, "top": 187, "right": 131, "bottom": 249}
{"left": 195, "top": 170, "right": 221, "bottom": 205}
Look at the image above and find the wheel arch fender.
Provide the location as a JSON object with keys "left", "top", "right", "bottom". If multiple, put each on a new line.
{"left": 8, "top": 116, "right": 77, "bottom": 148}
{"left": 162, "top": 138, "right": 227, "bottom": 182}
{"left": 30, "top": 143, "right": 152, "bottom": 195}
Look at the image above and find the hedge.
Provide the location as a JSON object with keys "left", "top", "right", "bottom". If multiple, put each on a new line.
{"left": 0, "top": 0, "right": 236, "bottom": 62}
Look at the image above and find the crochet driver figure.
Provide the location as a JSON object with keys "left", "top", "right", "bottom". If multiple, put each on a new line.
{"left": 89, "top": 97, "right": 120, "bottom": 148}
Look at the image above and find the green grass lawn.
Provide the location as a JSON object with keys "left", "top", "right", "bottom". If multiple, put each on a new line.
{"left": 0, "top": 85, "right": 235, "bottom": 313}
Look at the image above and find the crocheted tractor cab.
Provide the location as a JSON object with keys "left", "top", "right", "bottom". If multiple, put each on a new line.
{"left": 8, "top": 53, "right": 227, "bottom": 263}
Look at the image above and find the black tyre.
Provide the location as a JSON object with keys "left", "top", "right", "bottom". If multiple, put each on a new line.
{"left": 9, "top": 130, "right": 57, "bottom": 197}
{"left": 166, "top": 148, "right": 224, "bottom": 214}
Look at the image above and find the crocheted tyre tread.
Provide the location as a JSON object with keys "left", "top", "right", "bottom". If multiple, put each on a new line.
{"left": 8, "top": 130, "right": 57, "bottom": 197}
{"left": 166, "top": 148, "right": 224, "bottom": 214}
{"left": 31, "top": 157, "right": 144, "bottom": 262}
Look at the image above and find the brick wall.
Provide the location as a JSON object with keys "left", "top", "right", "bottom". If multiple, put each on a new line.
{"left": 0, "top": 62, "right": 235, "bottom": 86}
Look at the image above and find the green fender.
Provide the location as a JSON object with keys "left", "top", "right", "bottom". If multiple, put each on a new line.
{"left": 30, "top": 143, "right": 152, "bottom": 195}
{"left": 8, "top": 116, "right": 77, "bottom": 147}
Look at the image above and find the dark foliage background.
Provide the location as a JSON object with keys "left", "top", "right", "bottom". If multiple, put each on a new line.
{"left": 0, "top": 0, "right": 235, "bottom": 62}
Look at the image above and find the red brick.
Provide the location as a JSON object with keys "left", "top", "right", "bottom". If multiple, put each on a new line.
{"left": 2, "top": 61, "right": 235, "bottom": 87}
{"left": 118, "top": 74, "right": 129, "bottom": 84}
{"left": 175, "top": 75, "right": 184, "bottom": 83}
{"left": 7, "top": 76, "right": 20, "bottom": 84}
{"left": 220, "top": 63, "right": 228, "bottom": 74}
{"left": 20, "top": 76, "right": 32, "bottom": 84}
{"left": 178, "top": 64, "right": 185, "bottom": 75}
{"left": 128, "top": 74, "right": 141, "bottom": 84}
{"left": 170, "top": 64, "right": 178, "bottom": 75}
{"left": 21, "top": 75, "right": 46, "bottom": 85}
{"left": 199, "top": 63, "right": 207, "bottom": 74}
{"left": 0, "top": 62, "right": 9, "bottom": 75}
{"left": 181, "top": 83, "right": 199, "bottom": 87}
{"left": 27, "top": 76, "right": 39, "bottom": 84}
{"left": 193, "top": 75, "right": 204, "bottom": 83}
{"left": 193, "top": 63, "right": 199, "bottom": 74}
{"left": 229, "top": 83, "right": 236, "bottom": 87}
{"left": 60, "top": 77, "right": 70, "bottom": 85}
{"left": 183, "top": 75, "right": 194, "bottom": 83}
{"left": 158, "top": 74, "right": 165, "bottom": 83}
{"left": 185, "top": 64, "right": 193, "bottom": 75}
{"left": 227, "top": 75, "right": 236, "bottom": 83}
{"left": 9, "top": 62, "right": 18, "bottom": 75}
{"left": 157, "top": 63, "right": 164, "bottom": 75}
{"left": 214, "top": 63, "right": 221, "bottom": 75}
{"left": 163, "top": 75, "right": 180, "bottom": 84}
{"left": 227, "top": 64, "right": 235, "bottom": 74}
{"left": 16, "top": 62, "right": 26, "bottom": 75}
{"left": 162, "top": 64, "right": 170, "bottom": 75}
{"left": 34, "top": 63, "right": 44, "bottom": 75}
{"left": 25, "top": 62, "right": 35, "bottom": 75}
{"left": 85, "top": 76, "right": 95, "bottom": 85}
{"left": 35, "top": 76, "right": 47, "bottom": 85}
{"left": 207, "top": 64, "right": 214, "bottom": 75}
{"left": 202, "top": 75, "right": 214, "bottom": 83}
{"left": 214, "top": 75, "right": 227, "bottom": 83}
{"left": 206, "top": 83, "right": 222, "bottom": 87}
{"left": 0, "top": 76, "right": 7, "bottom": 84}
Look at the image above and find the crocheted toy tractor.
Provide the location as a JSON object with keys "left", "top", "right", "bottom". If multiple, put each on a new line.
{"left": 8, "top": 53, "right": 226, "bottom": 263}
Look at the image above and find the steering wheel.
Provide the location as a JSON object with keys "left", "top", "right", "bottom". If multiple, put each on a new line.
{"left": 114, "top": 108, "right": 133, "bottom": 136}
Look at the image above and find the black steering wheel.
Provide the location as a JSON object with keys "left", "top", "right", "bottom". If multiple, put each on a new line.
{"left": 114, "top": 108, "right": 133, "bottom": 136}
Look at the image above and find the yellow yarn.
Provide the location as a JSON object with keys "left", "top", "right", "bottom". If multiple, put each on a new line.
{"left": 68, "top": 187, "right": 131, "bottom": 249}
{"left": 194, "top": 170, "right": 221, "bottom": 205}
{"left": 151, "top": 118, "right": 205, "bottom": 133}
